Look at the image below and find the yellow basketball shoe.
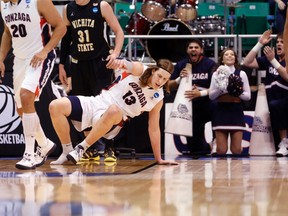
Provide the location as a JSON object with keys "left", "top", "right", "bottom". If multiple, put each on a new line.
{"left": 80, "top": 148, "right": 100, "bottom": 161}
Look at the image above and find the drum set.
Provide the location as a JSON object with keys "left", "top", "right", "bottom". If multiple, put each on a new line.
{"left": 122, "top": 0, "right": 226, "bottom": 61}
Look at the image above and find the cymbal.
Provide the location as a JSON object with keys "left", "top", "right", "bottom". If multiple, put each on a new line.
{"left": 219, "top": 4, "right": 244, "bottom": 8}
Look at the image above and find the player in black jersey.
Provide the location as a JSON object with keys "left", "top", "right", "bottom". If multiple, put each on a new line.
{"left": 52, "top": 0, "right": 124, "bottom": 165}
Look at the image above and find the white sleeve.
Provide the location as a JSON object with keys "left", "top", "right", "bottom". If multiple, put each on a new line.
{"left": 209, "top": 72, "right": 227, "bottom": 100}
{"left": 238, "top": 70, "right": 251, "bottom": 101}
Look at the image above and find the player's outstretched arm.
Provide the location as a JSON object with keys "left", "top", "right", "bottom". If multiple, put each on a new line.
{"left": 148, "top": 100, "right": 179, "bottom": 165}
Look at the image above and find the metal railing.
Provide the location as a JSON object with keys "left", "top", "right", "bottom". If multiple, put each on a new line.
{"left": 111, "top": 34, "right": 237, "bottom": 62}
{"left": 110, "top": 34, "right": 277, "bottom": 62}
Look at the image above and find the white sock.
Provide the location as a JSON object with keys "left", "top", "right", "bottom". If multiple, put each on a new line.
{"left": 79, "top": 140, "right": 90, "bottom": 151}
{"left": 23, "top": 112, "right": 48, "bottom": 148}
{"left": 22, "top": 113, "right": 38, "bottom": 155}
{"left": 35, "top": 124, "right": 48, "bottom": 147}
{"left": 50, "top": 143, "right": 73, "bottom": 165}
{"left": 63, "top": 143, "right": 73, "bottom": 154}
{"left": 50, "top": 154, "right": 68, "bottom": 165}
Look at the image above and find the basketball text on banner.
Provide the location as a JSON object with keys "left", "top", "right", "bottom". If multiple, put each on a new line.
{"left": 249, "top": 84, "right": 275, "bottom": 155}
{"left": 165, "top": 63, "right": 193, "bottom": 137}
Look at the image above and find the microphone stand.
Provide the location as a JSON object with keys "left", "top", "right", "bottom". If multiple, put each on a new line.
{"left": 224, "top": 0, "right": 227, "bottom": 35}
{"left": 224, "top": 0, "right": 236, "bottom": 48}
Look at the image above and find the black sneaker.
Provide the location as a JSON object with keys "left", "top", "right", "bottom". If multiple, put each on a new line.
{"left": 104, "top": 147, "right": 117, "bottom": 162}
{"left": 80, "top": 148, "right": 100, "bottom": 161}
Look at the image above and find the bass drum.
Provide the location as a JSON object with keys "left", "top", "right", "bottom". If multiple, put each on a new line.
{"left": 146, "top": 19, "right": 193, "bottom": 62}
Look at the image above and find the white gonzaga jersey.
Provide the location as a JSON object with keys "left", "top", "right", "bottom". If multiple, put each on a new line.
{"left": 99, "top": 70, "right": 164, "bottom": 118}
{"left": 1, "top": 0, "right": 52, "bottom": 59}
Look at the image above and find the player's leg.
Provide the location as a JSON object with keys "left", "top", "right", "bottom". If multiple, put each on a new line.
{"left": 92, "top": 61, "right": 118, "bottom": 163}
{"left": 14, "top": 57, "right": 56, "bottom": 169}
{"left": 67, "top": 104, "right": 123, "bottom": 164}
{"left": 49, "top": 97, "right": 74, "bottom": 164}
{"left": 214, "top": 131, "right": 229, "bottom": 155}
{"left": 28, "top": 52, "right": 57, "bottom": 167}
{"left": 70, "top": 60, "right": 101, "bottom": 162}
{"left": 270, "top": 98, "right": 288, "bottom": 156}
{"left": 103, "top": 138, "right": 117, "bottom": 162}
{"left": 230, "top": 130, "right": 243, "bottom": 154}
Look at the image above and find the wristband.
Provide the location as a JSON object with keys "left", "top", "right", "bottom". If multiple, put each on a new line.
{"left": 270, "top": 58, "right": 281, "bottom": 69}
{"left": 200, "top": 90, "right": 208, "bottom": 97}
{"left": 123, "top": 59, "right": 133, "bottom": 71}
{"left": 175, "top": 77, "right": 181, "bottom": 84}
{"left": 252, "top": 42, "right": 263, "bottom": 53}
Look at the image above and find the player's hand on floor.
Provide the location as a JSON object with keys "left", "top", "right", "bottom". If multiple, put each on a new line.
{"left": 157, "top": 159, "right": 179, "bottom": 165}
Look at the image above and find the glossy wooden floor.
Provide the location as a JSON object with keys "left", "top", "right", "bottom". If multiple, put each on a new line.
{"left": 0, "top": 155, "right": 288, "bottom": 216}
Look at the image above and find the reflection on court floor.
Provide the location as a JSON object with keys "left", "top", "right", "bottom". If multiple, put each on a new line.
{"left": 0, "top": 156, "right": 288, "bottom": 215}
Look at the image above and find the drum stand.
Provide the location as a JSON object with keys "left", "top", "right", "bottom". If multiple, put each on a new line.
{"left": 122, "top": 39, "right": 147, "bottom": 61}
{"left": 167, "top": 0, "right": 176, "bottom": 18}
{"left": 228, "top": 7, "right": 235, "bottom": 47}
{"left": 122, "top": 0, "right": 147, "bottom": 61}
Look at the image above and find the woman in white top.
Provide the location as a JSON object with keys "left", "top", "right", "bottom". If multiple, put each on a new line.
{"left": 209, "top": 48, "right": 251, "bottom": 155}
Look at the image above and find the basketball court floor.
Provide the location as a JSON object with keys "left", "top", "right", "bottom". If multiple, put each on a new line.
{"left": 0, "top": 154, "right": 287, "bottom": 216}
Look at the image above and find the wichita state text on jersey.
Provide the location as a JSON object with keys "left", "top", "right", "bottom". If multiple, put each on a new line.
{"left": 70, "top": 19, "right": 95, "bottom": 52}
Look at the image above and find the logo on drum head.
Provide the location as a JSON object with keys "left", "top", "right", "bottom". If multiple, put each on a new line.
{"left": 161, "top": 23, "right": 179, "bottom": 32}
{"left": 0, "top": 85, "right": 21, "bottom": 134}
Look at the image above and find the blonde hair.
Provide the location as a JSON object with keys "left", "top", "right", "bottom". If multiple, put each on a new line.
{"left": 139, "top": 59, "right": 174, "bottom": 92}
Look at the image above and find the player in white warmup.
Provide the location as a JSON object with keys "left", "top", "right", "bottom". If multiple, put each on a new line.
{"left": 0, "top": 0, "right": 66, "bottom": 169}
{"left": 49, "top": 58, "right": 179, "bottom": 165}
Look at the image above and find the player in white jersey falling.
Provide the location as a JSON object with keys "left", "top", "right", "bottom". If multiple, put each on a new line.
{"left": 0, "top": 0, "right": 66, "bottom": 169}
{"left": 49, "top": 58, "right": 179, "bottom": 165}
